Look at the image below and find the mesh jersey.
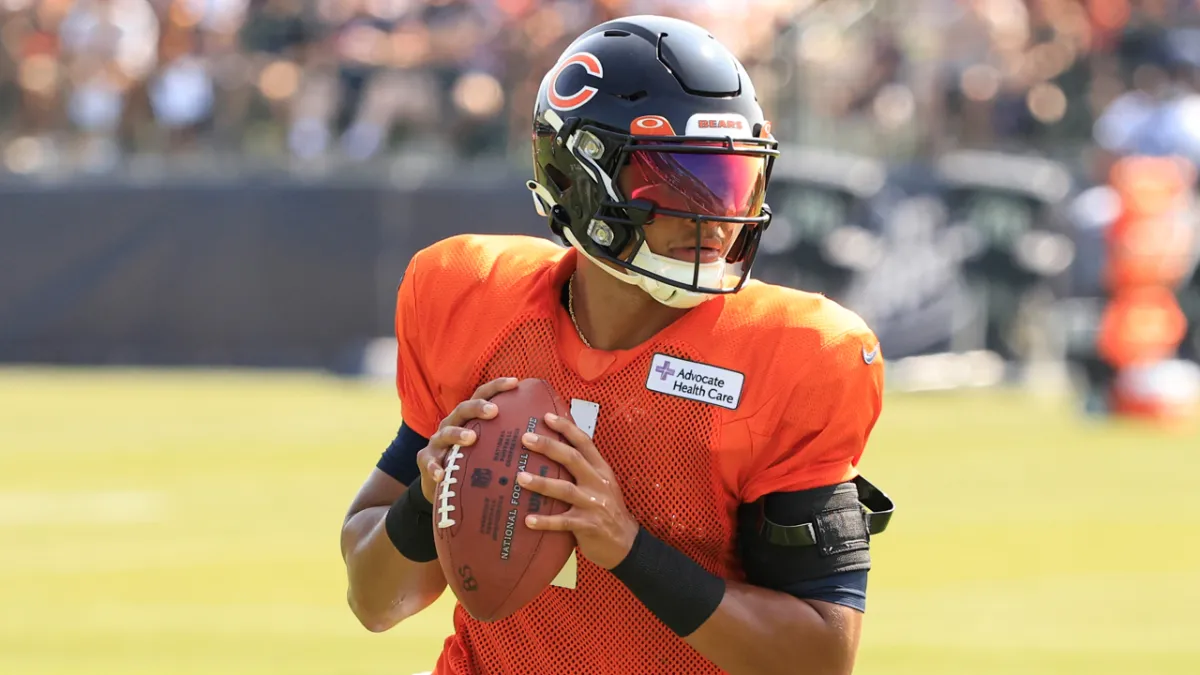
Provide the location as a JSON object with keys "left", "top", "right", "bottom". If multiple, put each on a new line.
{"left": 395, "top": 235, "right": 884, "bottom": 675}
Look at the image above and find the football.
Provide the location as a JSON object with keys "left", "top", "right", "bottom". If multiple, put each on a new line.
{"left": 433, "top": 378, "right": 577, "bottom": 622}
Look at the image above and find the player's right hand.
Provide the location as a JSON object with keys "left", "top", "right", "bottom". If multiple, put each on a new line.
{"left": 416, "top": 377, "right": 520, "bottom": 503}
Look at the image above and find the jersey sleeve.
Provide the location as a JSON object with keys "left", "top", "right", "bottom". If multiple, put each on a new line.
{"left": 394, "top": 254, "right": 442, "bottom": 439}
{"left": 741, "top": 325, "right": 885, "bottom": 503}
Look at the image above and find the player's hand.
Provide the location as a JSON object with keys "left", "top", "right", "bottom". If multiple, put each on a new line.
{"left": 416, "top": 377, "right": 519, "bottom": 503}
{"left": 519, "top": 412, "right": 639, "bottom": 570}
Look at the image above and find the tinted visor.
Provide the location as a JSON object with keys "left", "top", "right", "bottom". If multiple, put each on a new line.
{"left": 622, "top": 145, "right": 767, "bottom": 218}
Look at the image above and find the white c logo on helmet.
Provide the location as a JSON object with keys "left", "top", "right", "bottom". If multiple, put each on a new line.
{"left": 548, "top": 53, "right": 604, "bottom": 111}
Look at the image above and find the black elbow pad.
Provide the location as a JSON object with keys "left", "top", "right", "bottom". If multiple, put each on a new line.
{"left": 738, "top": 476, "right": 894, "bottom": 589}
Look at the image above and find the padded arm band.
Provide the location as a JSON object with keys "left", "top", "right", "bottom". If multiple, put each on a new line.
{"left": 384, "top": 483, "right": 438, "bottom": 563}
{"left": 751, "top": 476, "right": 894, "bottom": 547}
{"left": 738, "top": 477, "right": 894, "bottom": 590}
{"left": 610, "top": 527, "right": 727, "bottom": 637}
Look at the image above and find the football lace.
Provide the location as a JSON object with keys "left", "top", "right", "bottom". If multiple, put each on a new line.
{"left": 436, "top": 444, "right": 464, "bottom": 529}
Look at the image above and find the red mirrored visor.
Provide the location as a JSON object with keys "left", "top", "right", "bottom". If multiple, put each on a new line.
{"left": 622, "top": 145, "right": 767, "bottom": 218}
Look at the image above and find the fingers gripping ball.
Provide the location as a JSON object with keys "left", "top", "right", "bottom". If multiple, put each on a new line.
{"left": 433, "top": 378, "right": 577, "bottom": 621}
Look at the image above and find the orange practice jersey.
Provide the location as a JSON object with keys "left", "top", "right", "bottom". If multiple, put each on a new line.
{"left": 394, "top": 235, "right": 884, "bottom": 675}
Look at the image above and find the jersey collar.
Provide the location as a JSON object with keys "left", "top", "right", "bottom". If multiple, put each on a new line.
{"left": 544, "top": 245, "right": 725, "bottom": 382}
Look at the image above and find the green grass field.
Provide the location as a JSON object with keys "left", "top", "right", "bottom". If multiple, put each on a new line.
{"left": 1, "top": 367, "right": 1198, "bottom": 675}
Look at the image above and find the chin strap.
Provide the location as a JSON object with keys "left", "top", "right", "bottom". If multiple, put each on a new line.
{"left": 562, "top": 229, "right": 720, "bottom": 309}
{"left": 562, "top": 228, "right": 642, "bottom": 287}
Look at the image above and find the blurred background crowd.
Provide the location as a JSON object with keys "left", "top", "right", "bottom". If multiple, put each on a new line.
{"left": 2, "top": 0, "right": 1199, "bottom": 418}
{"left": 0, "top": 0, "right": 1198, "bottom": 173}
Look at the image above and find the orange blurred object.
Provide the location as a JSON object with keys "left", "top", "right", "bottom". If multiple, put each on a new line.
{"left": 1098, "top": 155, "right": 1196, "bottom": 424}
{"left": 1098, "top": 287, "right": 1188, "bottom": 370}
{"left": 1107, "top": 156, "right": 1194, "bottom": 220}
{"left": 1105, "top": 212, "right": 1196, "bottom": 289}
{"left": 1105, "top": 157, "right": 1195, "bottom": 289}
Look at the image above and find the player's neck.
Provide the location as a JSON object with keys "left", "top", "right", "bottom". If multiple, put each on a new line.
{"left": 570, "top": 260, "right": 688, "bottom": 351}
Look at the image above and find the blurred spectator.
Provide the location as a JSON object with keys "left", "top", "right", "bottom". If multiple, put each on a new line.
{"left": 1, "top": 0, "right": 1200, "bottom": 173}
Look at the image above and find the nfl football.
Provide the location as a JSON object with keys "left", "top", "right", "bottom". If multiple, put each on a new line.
{"left": 433, "top": 378, "right": 577, "bottom": 622}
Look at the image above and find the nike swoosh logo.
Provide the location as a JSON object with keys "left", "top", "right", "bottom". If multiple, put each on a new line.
{"left": 862, "top": 345, "right": 880, "bottom": 364}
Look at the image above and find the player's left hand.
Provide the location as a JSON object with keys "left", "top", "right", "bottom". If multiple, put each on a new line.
{"left": 518, "top": 412, "right": 639, "bottom": 570}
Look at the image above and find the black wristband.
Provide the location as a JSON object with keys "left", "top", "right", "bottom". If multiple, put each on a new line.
{"left": 384, "top": 483, "right": 438, "bottom": 563}
{"left": 610, "top": 526, "right": 727, "bottom": 637}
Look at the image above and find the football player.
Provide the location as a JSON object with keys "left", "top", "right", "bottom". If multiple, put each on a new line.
{"left": 341, "top": 15, "right": 893, "bottom": 675}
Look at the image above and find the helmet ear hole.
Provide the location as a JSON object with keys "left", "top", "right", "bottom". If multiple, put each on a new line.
{"left": 545, "top": 164, "right": 573, "bottom": 192}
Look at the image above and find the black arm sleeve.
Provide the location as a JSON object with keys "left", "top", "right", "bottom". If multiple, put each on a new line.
{"left": 376, "top": 422, "right": 428, "bottom": 487}
{"left": 777, "top": 570, "right": 868, "bottom": 612}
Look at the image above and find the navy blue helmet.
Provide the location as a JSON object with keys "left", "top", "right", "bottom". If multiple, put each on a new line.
{"left": 527, "top": 15, "right": 779, "bottom": 308}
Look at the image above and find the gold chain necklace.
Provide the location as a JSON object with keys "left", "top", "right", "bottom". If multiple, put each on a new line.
{"left": 567, "top": 272, "right": 592, "bottom": 349}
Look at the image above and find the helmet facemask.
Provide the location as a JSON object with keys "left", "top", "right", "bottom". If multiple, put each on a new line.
{"left": 531, "top": 110, "right": 778, "bottom": 308}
